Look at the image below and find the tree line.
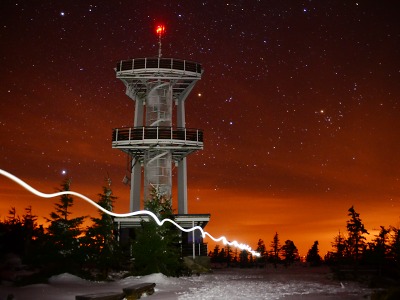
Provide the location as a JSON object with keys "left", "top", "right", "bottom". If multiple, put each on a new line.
{"left": 209, "top": 233, "right": 320, "bottom": 268}
{"left": 1, "top": 178, "right": 400, "bottom": 284}
{"left": 0, "top": 177, "right": 185, "bottom": 284}
{"left": 209, "top": 206, "right": 400, "bottom": 281}
{"left": 0, "top": 178, "right": 121, "bottom": 283}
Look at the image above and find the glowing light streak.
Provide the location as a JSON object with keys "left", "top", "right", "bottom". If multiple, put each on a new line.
{"left": 0, "top": 169, "right": 260, "bottom": 256}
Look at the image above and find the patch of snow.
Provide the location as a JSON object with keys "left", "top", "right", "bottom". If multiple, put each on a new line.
{"left": 0, "top": 267, "right": 373, "bottom": 300}
{"left": 48, "top": 273, "right": 90, "bottom": 285}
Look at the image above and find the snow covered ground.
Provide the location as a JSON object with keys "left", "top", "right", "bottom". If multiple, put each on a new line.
{"left": 0, "top": 266, "right": 373, "bottom": 300}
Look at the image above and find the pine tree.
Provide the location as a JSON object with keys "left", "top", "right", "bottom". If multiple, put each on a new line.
{"left": 21, "top": 206, "right": 38, "bottom": 259}
{"left": 232, "top": 248, "right": 239, "bottom": 265}
{"left": 346, "top": 206, "right": 368, "bottom": 266}
{"left": 225, "top": 244, "right": 233, "bottom": 267}
{"left": 218, "top": 248, "right": 226, "bottom": 264}
{"left": 85, "top": 178, "right": 120, "bottom": 278}
{"left": 131, "top": 187, "right": 184, "bottom": 277}
{"left": 366, "top": 226, "right": 390, "bottom": 276}
{"left": 7, "top": 207, "right": 20, "bottom": 225}
{"left": 331, "top": 230, "right": 347, "bottom": 263}
{"left": 239, "top": 250, "right": 249, "bottom": 268}
{"left": 256, "top": 239, "right": 267, "bottom": 267}
{"left": 0, "top": 207, "right": 41, "bottom": 266}
{"left": 210, "top": 245, "right": 220, "bottom": 263}
{"left": 269, "top": 232, "right": 281, "bottom": 268}
{"left": 22, "top": 206, "right": 37, "bottom": 231}
{"left": 2, "top": 207, "right": 24, "bottom": 255}
{"left": 306, "top": 241, "right": 322, "bottom": 266}
{"left": 389, "top": 226, "right": 400, "bottom": 270}
{"left": 373, "top": 226, "right": 390, "bottom": 258}
{"left": 46, "top": 178, "right": 86, "bottom": 271}
{"left": 281, "top": 240, "right": 299, "bottom": 266}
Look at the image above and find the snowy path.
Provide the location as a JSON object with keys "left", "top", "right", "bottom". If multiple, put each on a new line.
{"left": 175, "top": 268, "right": 371, "bottom": 299}
{"left": 0, "top": 266, "right": 372, "bottom": 300}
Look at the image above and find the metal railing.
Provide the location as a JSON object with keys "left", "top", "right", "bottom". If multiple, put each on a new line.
{"left": 112, "top": 126, "right": 203, "bottom": 144}
{"left": 116, "top": 58, "right": 202, "bottom": 75}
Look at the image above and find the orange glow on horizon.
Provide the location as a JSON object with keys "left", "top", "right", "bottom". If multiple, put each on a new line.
{"left": 1, "top": 172, "right": 400, "bottom": 258}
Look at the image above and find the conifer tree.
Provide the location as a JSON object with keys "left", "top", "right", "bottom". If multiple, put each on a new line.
{"left": 85, "top": 178, "right": 119, "bottom": 278}
{"left": 256, "top": 238, "right": 266, "bottom": 256}
{"left": 22, "top": 206, "right": 37, "bottom": 231}
{"left": 232, "top": 248, "right": 239, "bottom": 264}
{"left": 2, "top": 207, "right": 24, "bottom": 255}
{"left": 390, "top": 226, "right": 400, "bottom": 270}
{"left": 24, "top": 207, "right": 46, "bottom": 267}
{"left": 331, "top": 230, "right": 347, "bottom": 262}
{"left": 281, "top": 239, "right": 299, "bottom": 266}
{"left": 131, "top": 187, "right": 184, "bottom": 277}
{"left": 269, "top": 232, "right": 281, "bottom": 268}
{"left": 1, "top": 207, "right": 42, "bottom": 266}
{"left": 46, "top": 178, "right": 86, "bottom": 269}
{"left": 373, "top": 226, "right": 390, "bottom": 259}
{"left": 256, "top": 238, "right": 267, "bottom": 267}
{"left": 346, "top": 206, "right": 368, "bottom": 266}
{"left": 239, "top": 249, "right": 249, "bottom": 268}
{"left": 306, "top": 240, "right": 322, "bottom": 266}
{"left": 209, "top": 245, "right": 220, "bottom": 263}
{"left": 21, "top": 206, "right": 38, "bottom": 259}
{"left": 225, "top": 244, "right": 233, "bottom": 267}
{"left": 218, "top": 248, "right": 226, "bottom": 264}
{"left": 364, "top": 226, "right": 390, "bottom": 276}
{"left": 7, "top": 207, "right": 20, "bottom": 225}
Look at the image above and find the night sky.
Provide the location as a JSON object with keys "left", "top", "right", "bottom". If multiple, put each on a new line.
{"left": 1, "top": 1, "right": 400, "bottom": 256}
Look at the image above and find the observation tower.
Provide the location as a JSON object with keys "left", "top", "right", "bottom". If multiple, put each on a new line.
{"left": 112, "top": 25, "right": 204, "bottom": 216}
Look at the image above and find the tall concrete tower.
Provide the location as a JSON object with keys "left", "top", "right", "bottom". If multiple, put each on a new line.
{"left": 112, "top": 25, "right": 203, "bottom": 214}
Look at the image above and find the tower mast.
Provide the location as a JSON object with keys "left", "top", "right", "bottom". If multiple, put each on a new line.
{"left": 156, "top": 25, "right": 165, "bottom": 59}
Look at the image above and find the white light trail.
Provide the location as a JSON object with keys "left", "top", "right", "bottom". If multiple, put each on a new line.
{"left": 0, "top": 169, "right": 260, "bottom": 256}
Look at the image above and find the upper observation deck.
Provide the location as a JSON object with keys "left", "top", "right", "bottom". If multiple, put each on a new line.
{"left": 115, "top": 57, "right": 203, "bottom": 101}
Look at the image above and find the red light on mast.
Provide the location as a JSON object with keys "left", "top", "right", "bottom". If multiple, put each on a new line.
{"left": 156, "top": 25, "right": 166, "bottom": 36}
{"left": 156, "top": 24, "right": 166, "bottom": 58}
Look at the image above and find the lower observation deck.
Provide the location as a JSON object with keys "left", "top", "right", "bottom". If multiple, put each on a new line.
{"left": 112, "top": 126, "right": 203, "bottom": 162}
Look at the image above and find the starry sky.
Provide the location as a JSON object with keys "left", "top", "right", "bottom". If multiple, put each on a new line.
{"left": 1, "top": 1, "right": 400, "bottom": 256}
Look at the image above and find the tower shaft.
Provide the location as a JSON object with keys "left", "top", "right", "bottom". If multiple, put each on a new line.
{"left": 144, "top": 81, "right": 173, "bottom": 201}
{"left": 113, "top": 57, "right": 203, "bottom": 213}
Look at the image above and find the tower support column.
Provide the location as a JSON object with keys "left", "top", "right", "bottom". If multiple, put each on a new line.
{"left": 178, "top": 158, "right": 188, "bottom": 214}
{"left": 177, "top": 99, "right": 187, "bottom": 214}
{"left": 130, "top": 98, "right": 144, "bottom": 211}
{"left": 130, "top": 162, "right": 141, "bottom": 211}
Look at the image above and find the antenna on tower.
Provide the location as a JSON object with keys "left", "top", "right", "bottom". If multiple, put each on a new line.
{"left": 156, "top": 24, "right": 165, "bottom": 58}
